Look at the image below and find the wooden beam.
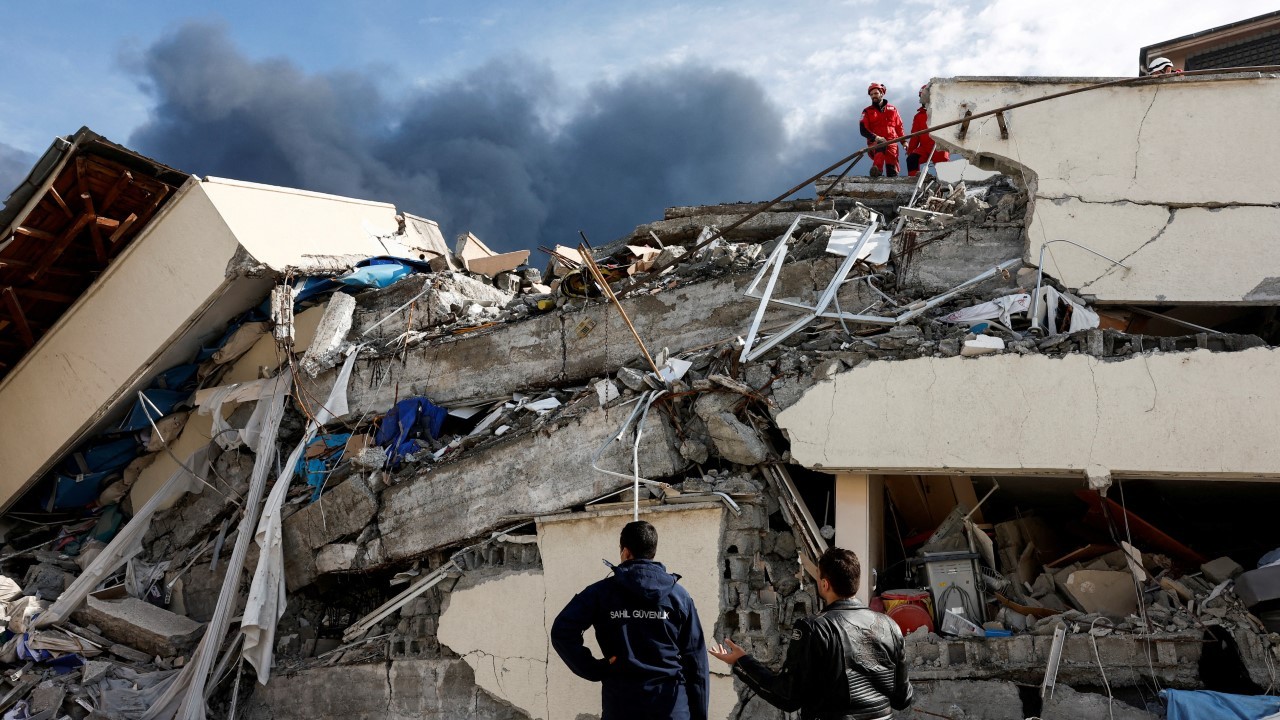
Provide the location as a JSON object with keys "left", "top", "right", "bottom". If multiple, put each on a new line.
{"left": 1, "top": 287, "right": 35, "bottom": 349}
{"left": 129, "top": 183, "right": 171, "bottom": 234}
{"left": 0, "top": 257, "right": 95, "bottom": 278}
{"left": 94, "top": 217, "right": 121, "bottom": 230}
{"left": 12, "top": 226, "right": 57, "bottom": 242}
{"left": 11, "top": 287, "right": 77, "bottom": 304}
{"left": 100, "top": 170, "right": 133, "bottom": 214}
{"left": 27, "top": 212, "right": 93, "bottom": 281}
{"left": 108, "top": 213, "right": 138, "bottom": 246}
{"left": 46, "top": 187, "right": 74, "bottom": 219}
{"left": 79, "top": 192, "right": 106, "bottom": 265}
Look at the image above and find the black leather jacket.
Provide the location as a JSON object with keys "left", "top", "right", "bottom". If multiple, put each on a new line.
{"left": 733, "top": 599, "right": 912, "bottom": 720}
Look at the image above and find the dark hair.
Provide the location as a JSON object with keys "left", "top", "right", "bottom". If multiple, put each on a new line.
{"left": 818, "top": 547, "right": 861, "bottom": 598}
{"left": 620, "top": 521, "right": 658, "bottom": 559}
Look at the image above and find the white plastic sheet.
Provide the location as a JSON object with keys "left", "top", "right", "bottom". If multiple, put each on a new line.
{"left": 939, "top": 293, "right": 1031, "bottom": 327}
{"left": 241, "top": 347, "right": 360, "bottom": 685}
{"left": 826, "top": 228, "right": 892, "bottom": 265}
{"left": 1036, "top": 286, "right": 1099, "bottom": 334}
{"left": 144, "top": 371, "right": 293, "bottom": 720}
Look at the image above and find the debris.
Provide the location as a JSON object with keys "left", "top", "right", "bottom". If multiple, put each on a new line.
{"left": 315, "top": 544, "right": 358, "bottom": 574}
{"left": 456, "top": 232, "right": 530, "bottom": 277}
{"left": 271, "top": 284, "right": 296, "bottom": 346}
{"left": 1062, "top": 570, "right": 1139, "bottom": 616}
{"left": 595, "top": 379, "right": 620, "bottom": 407}
{"left": 73, "top": 596, "right": 202, "bottom": 658}
{"left": 961, "top": 335, "right": 1004, "bottom": 356}
{"left": 1201, "top": 556, "right": 1244, "bottom": 584}
{"left": 939, "top": 293, "right": 1030, "bottom": 326}
{"left": 523, "top": 397, "right": 562, "bottom": 414}
{"left": 211, "top": 322, "right": 269, "bottom": 365}
{"left": 299, "top": 293, "right": 356, "bottom": 377}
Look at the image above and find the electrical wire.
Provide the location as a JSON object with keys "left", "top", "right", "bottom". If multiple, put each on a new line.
{"left": 1089, "top": 617, "right": 1116, "bottom": 720}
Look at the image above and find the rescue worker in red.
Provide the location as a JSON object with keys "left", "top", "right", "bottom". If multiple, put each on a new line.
{"left": 860, "top": 83, "right": 904, "bottom": 177}
{"left": 905, "top": 84, "right": 950, "bottom": 177}
{"left": 1146, "top": 56, "right": 1182, "bottom": 76}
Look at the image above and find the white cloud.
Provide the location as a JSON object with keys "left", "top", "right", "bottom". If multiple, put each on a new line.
{"left": 513, "top": 0, "right": 1278, "bottom": 152}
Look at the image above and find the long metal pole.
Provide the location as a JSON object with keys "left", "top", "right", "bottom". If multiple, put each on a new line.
{"left": 578, "top": 244, "right": 662, "bottom": 375}
{"left": 638, "top": 65, "right": 1280, "bottom": 283}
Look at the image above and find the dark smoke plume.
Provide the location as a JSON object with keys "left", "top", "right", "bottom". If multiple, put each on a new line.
{"left": 0, "top": 142, "right": 36, "bottom": 201}
{"left": 128, "top": 23, "right": 853, "bottom": 252}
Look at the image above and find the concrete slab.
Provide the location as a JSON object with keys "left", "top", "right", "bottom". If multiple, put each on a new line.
{"left": 283, "top": 474, "right": 378, "bottom": 588}
{"left": 73, "top": 596, "right": 203, "bottom": 658}
{"left": 373, "top": 398, "right": 687, "bottom": 568}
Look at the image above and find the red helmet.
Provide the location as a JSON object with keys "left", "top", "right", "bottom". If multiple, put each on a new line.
{"left": 867, "top": 83, "right": 886, "bottom": 95}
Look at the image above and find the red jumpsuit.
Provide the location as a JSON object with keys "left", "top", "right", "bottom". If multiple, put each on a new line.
{"left": 905, "top": 106, "right": 950, "bottom": 176}
{"left": 860, "top": 100, "right": 905, "bottom": 176}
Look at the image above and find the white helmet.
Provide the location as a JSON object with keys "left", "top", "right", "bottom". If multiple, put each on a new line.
{"left": 1147, "top": 56, "right": 1174, "bottom": 74}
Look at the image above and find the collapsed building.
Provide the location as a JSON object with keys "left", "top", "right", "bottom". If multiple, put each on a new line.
{"left": 0, "top": 68, "right": 1277, "bottom": 720}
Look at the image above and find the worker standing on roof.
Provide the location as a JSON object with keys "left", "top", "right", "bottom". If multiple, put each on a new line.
{"left": 906, "top": 85, "right": 950, "bottom": 177}
{"left": 860, "top": 83, "right": 905, "bottom": 177}
{"left": 551, "top": 520, "right": 710, "bottom": 720}
{"left": 1146, "top": 56, "right": 1182, "bottom": 76}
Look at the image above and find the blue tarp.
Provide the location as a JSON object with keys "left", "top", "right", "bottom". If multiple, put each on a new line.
{"left": 295, "top": 434, "right": 352, "bottom": 501}
{"left": 1163, "top": 689, "right": 1280, "bottom": 720}
{"left": 60, "top": 437, "right": 138, "bottom": 475}
{"left": 118, "top": 388, "right": 191, "bottom": 432}
{"left": 375, "top": 397, "right": 447, "bottom": 468}
{"left": 41, "top": 471, "right": 114, "bottom": 511}
{"left": 336, "top": 261, "right": 413, "bottom": 289}
{"left": 296, "top": 256, "right": 433, "bottom": 300}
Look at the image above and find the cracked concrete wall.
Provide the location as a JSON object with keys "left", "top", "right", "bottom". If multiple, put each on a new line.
{"left": 778, "top": 347, "right": 1280, "bottom": 478}
{"left": 241, "top": 657, "right": 531, "bottom": 720}
{"left": 437, "top": 504, "right": 731, "bottom": 720}
{"left": 371, "top": 399, "right": 687, "bottom": 569}
{"left": 929, "top": 74, "right": 1280, "bottom": 304}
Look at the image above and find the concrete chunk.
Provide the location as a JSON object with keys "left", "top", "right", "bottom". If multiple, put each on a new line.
{"left": 315, "top": 543, "right": 359, "bottom": 574}
{"left": 961, "top": 335, "right": 1005, "bottom": 356}
{"left": 283, "top": 474, "right": 379, "bottom": 589}
{"left": 73, "top": 596, "right": 203, "bottom": 658}
{"left": 1062, "top": 570, "right": 1138, "bottom": 617}
{"left": 1201, "top": 557, "right": 1244, "bottom": 584}
{"left": 705, "top": 412, "right": 770, "bottom": 465}
{"left": 299, "top": 293, "right": 356, "bottom": 377}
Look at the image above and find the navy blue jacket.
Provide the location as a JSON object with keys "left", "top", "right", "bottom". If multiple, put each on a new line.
{"left": 551, "top": 559, "right": 709, "bottom": 720}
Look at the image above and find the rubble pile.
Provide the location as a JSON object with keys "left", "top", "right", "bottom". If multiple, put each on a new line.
{"left": 0, "top": 165, "right": 1276, "bottom": 720}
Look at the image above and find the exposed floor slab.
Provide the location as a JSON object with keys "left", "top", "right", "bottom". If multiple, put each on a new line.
{"left": 779, "top": 347, "right": 1280, "bottom": 478}
{"left": 928, "top": 74, "right": 1280, "bottom": 304}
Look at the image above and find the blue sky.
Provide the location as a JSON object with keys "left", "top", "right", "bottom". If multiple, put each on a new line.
{"left": 0, "top": 1, "right": 1272, "bottom": 250}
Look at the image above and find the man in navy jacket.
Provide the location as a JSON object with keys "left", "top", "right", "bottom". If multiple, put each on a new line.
{"left": 551, "top": 520, "right": 709, "bottom": 720}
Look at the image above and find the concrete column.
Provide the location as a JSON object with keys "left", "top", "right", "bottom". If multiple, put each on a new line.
{"left": 834, "top": 473, "right": 884, "bottom": 604}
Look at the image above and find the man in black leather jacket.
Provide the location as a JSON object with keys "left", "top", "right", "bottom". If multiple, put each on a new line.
{"left": 709, "top": 547, "right": 912, "bottom": 720}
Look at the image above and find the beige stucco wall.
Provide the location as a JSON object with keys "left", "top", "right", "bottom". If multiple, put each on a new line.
{"left": 200, "top": 178, "right": 401, "bottom": 270}
{"left": 928, "top": 74, "right": 1280, "bottom": 304}
{"left": 0, "top": 181, "right": 243, "bottom": 510}
{"left": 778, "top": 348, "right": 1280, "bottom": 478}
{"left": 437, "top": 503, "right": 734, "bottom": 720}
{"left": 0, "top": 175, "right": 432, "bottom": 512}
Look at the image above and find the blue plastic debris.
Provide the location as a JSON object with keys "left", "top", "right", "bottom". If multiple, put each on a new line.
{"left": 1162, "top": 689, "right": 1280, "bottom": 720}
{"left": 375, "top": 397, "right": 447, "bottom": 468}
{"left": 295, "top": 434, "right": 353, "bottom": 501}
